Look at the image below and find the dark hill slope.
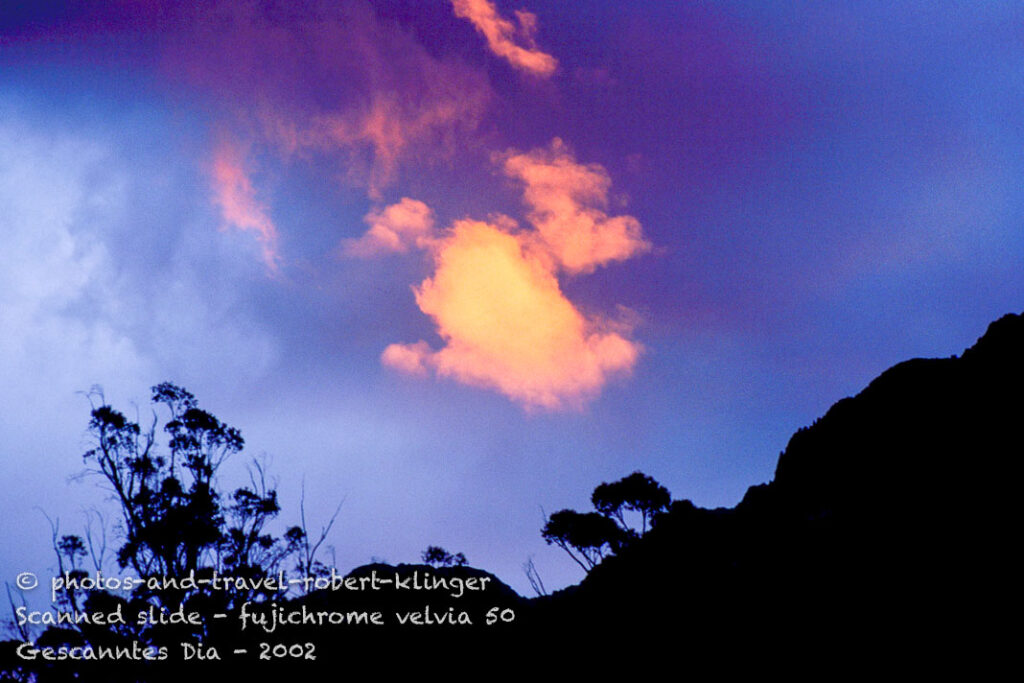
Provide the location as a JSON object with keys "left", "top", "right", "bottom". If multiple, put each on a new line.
{"left": 533, "top": 312, "right": 1022, "bottom": 654}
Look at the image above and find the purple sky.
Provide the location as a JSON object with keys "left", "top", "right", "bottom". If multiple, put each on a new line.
{"left": 2, "top": 0, "right": 1023, "bottom": 596}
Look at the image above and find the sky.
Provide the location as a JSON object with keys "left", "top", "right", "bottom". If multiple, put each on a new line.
{"left": 1, "top": 0, "right": 1023, "bottom": 598}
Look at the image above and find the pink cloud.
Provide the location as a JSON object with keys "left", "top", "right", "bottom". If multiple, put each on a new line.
{"left": 501, "top": 138, "right": 651, "bottom": 274}
{"left": 343, "top": 198, "right": 436, "bottom": 257}
{"left": 450, "top": 0, "right": 558, "bottom": 77}
{"left": 210, "top": 138, "right": 279, "bottom": 271}
{"left": 306, "top": 83, "right": 487, "bottom": 200}
{"left": 163, "top": 1, "right": 491, "bottom": 221}
{"left": 381, "top": 340, "right": 432, "bottom": 377}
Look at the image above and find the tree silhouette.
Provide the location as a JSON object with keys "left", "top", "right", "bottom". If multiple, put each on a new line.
{"left": 80, "top": 383, "right": 305, "bottom": 607}
{"left": 591, "top": 471, "right": 671, "bottom": 535}
{"left": 421, "top": 546, "right": 467, "bottom": 567}
{"left": 2, "top": 383, "right": 348, "bottom": 681}
{"left": 541, "top": 472, "right": 671, "bottom": 574}
{"left": 20, "top": 382, "right": 313, "bottom": 664}
{"left": 541, "top": 510, "right": 623, "bottom": 572}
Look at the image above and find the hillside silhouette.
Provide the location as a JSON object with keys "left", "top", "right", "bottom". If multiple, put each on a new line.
{"left": 4, "top": 312, "right": 1018, "bottom": 678}
{"left": 529, "top": 311, "right": 1021, "bottom": 661}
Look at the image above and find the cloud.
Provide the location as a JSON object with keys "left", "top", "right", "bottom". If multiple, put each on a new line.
{"left": 450, "top": 0, "right": 558, "bottom": 77}
{"left": 0, "top": 121, "right": 149, "bottom": 394}
{"left": 5, "top": 0, "right": 494, "bottom": 204}
{"left": 501, "top": 138, "right": 650, "bottom": 273}
{"left": 344, "top": 198, "right": 436, "bottom": 257}
{"left": 400, "top": 219, "right": 640, "bottom": 410}
{"left": 262, "top": 72, "right": 489, "bottom": 200}
{"left": 0, "top": 108, "right": 281, "bottom": 393}
{"left": 79, "top": 0, "right": 492, "bottom": 262}
{"left": 381, "top": 340, "right": 432, "bottom": 377}
{"left": 368, "top": 141, "right": 648, "bottom": 411}
{"left": 210, "top": 138, "right": 279, "bottom": 271}
{"left": 168, "top": 0, "right": 491, "bottom": 202}
{"left": 312, "top": 84, "right": 486, "bottom": 199}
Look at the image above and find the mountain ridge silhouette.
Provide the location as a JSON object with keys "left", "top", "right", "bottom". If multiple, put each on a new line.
{"left": 530, "top": 311, "right": 1020, "bottom": 660}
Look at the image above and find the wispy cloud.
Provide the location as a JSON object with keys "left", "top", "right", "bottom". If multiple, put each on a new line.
{"left": 210, "top": 138, "right": 279, "bottom": 272}
{"left": 450, "top": 0, "right": 558, "bottom": 77}
{"left": 303, "top": 83, "right": 487, "bottom": 200}
{"left": 170, "top": 0, "right": 490, "bottom": 250}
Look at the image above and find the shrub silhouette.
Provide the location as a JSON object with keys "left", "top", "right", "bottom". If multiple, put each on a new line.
{"left": 420, "top": 546, "right": 468, "bottom": 567}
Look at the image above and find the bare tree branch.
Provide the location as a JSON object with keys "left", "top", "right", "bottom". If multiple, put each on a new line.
{"left": 298, "top": 478, "right": 344, "bottom": 590}
{"left": 5, "top": 583, "right": 31, "bottom": 642}
{"left": 82, "top": 507, "right": 109, "bottom": 573}
{"left": 522, "top": 556, "right": 547, "bottom": 597}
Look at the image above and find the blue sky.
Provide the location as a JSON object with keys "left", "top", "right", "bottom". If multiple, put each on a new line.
{"left": 2, "top": 0, "right": 1022, "bottom": 597}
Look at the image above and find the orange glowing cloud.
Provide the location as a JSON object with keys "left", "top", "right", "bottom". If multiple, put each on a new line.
{"left": 450, "top": 0, "right": 558, "bottom": 77}
{"left": 344, "top": 198, "right": 436, "bottom": 257}
{"left": 501, "top": 138, "right": 650, "bottom": 274}
{"left": 364, "top": 141, "right": 649, "bottom": 410}
{"left": 382, "top": 219, "right": 640, "bottom": 410}
{"left": 210, "top": 139, "right": 279, "bottom": 271}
